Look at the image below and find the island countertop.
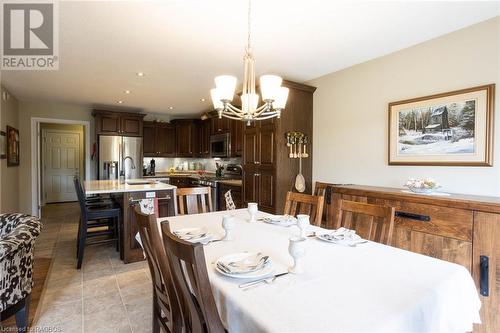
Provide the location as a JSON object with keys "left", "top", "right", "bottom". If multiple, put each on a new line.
{"left": 84, "top": 179, "right": 177, "bottom": 195}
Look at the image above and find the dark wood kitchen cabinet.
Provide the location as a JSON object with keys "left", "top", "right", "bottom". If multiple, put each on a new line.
{"left": 198, "top": 119, "right": 211, "bottom": 157}
{"left": 230, "top": 119, "right": 244, "bottom": 157}
{"left": 143, "top": 121, "right": 176, "bottom": 157}
{"left": 211, "top": 116, "right": 230, "bottom": 134}
{"left": 93, "top": 110, "right": 144, "bottom": 136}
{"left": 242, "top": 80, "right": 316, "bottom": 214}
{"left": 172, "top": 119, "right": 199, "bottom": 157}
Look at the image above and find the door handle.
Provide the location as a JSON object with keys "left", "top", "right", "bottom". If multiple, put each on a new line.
{"left": 480, "top": 255, "right": 489, "bottom": 296}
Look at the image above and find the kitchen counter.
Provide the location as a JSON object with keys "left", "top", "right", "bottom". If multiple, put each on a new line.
{"left": 143, "top": 171, "right": 215, "bottom": 179}
{"left": 218, "top": 179, "right": 242, "bottom": 187}
{"left": 84, "top": 179, "right": 176, "bottom": 195}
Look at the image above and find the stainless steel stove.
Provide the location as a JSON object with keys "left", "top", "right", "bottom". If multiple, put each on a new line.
{"left": 193, "top": 164, "right": 242, "bottom": 210}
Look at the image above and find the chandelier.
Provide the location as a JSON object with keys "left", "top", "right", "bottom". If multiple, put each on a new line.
{"left": 210, "top": 0, "right": 289, "bottom": 124}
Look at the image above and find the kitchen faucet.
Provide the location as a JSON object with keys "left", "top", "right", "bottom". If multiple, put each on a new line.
{"left": 123, "top": 156, "right": 136, "bottom": 170}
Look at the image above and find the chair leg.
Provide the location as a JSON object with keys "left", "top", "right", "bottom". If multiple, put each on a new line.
{"left": 152, "top": 296, "right": 160, "bottom": 333}
{"left": 15, "top": 295, "right": 30, "bottom": 333}
{"left": 76, "top": 217, "right": 82, "bottom": 259}
{"left": 118, "top": 213, "right": 124, "bottom": 260}
{"left": 77, "top": 220, "right": 87, "bottom": 269}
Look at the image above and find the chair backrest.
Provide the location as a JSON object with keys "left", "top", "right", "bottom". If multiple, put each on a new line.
{"left": 134, "top": 207, "right": 183, "bottom": 333}
{"left": 176, "top": 187, "right": 213, "bottom": 215}
{"left": 73, "top": 176, "right": 88, "bottom": 218}
{"left": 161, "top": 221, "right": 225, "bottom": 333}
{"left": 283, "top": 191, "right": 325, "bottom": 226}
{"left": 336, "top": 199, "right": 395, "bottom": 245}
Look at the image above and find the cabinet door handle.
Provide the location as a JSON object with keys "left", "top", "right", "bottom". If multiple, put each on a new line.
{"left": 255, "top": 161, "right": 260, "bottom": 164}
{"left": 480, "top": 255, "right": 489, "bottom": 296}
{"left": 395, "top": 211, "right": 430, "bottom": 222}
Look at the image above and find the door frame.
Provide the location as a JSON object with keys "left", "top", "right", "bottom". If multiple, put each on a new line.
{"left": 41, "top": 128, "right": 83, "bottom": 205}
{"left": 31, "top": 118, "right": 91, "bottom": 217}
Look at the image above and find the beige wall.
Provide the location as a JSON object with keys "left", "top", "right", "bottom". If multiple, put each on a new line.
{"left": 18, "top": 100, "right": 93, "bottom": 214}
{"left": 0, "top": 86, "right": 20, "bottom": 213}
{"left": 309, "top": 17, "right": 500, "bottom": 196}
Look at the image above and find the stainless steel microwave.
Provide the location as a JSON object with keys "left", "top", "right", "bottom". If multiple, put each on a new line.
{"left": 210, "top": 133, "right": 230, "bottom": 158}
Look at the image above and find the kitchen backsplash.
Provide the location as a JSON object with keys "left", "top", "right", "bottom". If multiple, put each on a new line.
{"left": 143, "top": 157, "right": 242, "bottom": 173}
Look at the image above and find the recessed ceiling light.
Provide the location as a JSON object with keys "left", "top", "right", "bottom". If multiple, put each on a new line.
{"left": 200, "top": 98, "right": 206, "bottom": 102}
{"left": 117, "top": 100, "right": 123, "bottom": 104}
{"left": 136, "top": 72, "right": 145, "bottom": 77}
{"left": 169, "top": 106, "right": 174, "bottom": 110}
{"left": 124, "top": 90, "right": 131, "bottom": 94}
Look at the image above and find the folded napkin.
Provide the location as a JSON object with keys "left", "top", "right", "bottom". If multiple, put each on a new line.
{"left": 139, "top": 198, "right": 159, "bottom": 217}
{"left": 261, "top": 215, "right": 296, "bottom": 226}
{"left": 173, "top": 228, "right": 209, "bottom": 242}
{"left": 318, "top": 227, "right": 362, "bottom": 244}
{"left": 217, "top": 253, "right": 270, "bottom": 275}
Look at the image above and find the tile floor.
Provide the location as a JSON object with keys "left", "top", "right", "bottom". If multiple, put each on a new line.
{"left": 31, "top": 202, "right": 154, "bottom": 333}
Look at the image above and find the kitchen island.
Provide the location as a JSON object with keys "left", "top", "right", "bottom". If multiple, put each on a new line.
{"left": 84, "top": 179, "right": 177, "bottom": 263}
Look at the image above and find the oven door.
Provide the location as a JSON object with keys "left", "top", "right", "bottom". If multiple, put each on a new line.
{"left": 210, "top": 133, "right": 230, "bottom": 158}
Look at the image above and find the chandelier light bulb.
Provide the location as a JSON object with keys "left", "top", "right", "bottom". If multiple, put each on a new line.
{"left": 214, "top": 75, "right": 237, "bottom": 102}
{"left": 210, "top": 88, "right": 224, "bottom": 110}
{"left": 273, "top": 87, "right": 289, "bottom": 110}
{"left": 260, "top": 75, "right": 283, "bottom": 101}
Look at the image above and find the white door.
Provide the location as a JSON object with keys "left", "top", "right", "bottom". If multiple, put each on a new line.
{"left": 43, "top": 131, "right": 80, "bottom": 203}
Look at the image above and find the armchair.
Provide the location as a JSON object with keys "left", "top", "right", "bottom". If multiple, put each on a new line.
{"left": 0, "top": 213, "right": 42, "bottom": 332}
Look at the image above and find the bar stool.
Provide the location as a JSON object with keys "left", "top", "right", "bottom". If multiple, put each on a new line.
{"left": 73, "top": 177, "right": 122, "bottom": 269}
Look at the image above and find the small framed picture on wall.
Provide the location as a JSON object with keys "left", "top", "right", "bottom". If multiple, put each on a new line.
{"left": 0, "top": 131, "right": 6, "bottom": 159}
{"left": 6, "top": 126, "right": 20, "bottom": 166}
{"left": 388, "top": 84, "right": 495, "bottom": 166}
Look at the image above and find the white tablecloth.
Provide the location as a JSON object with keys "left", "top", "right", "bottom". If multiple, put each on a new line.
{"left": 159, "top": 209, "right": 481, "bottom": 333}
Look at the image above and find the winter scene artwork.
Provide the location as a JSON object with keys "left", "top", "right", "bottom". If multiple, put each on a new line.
{"left": 397, "top": 99, "right": 476, "bottom": 155}
{"left": 388, "top": 85, "right": 494, "bottom": 166}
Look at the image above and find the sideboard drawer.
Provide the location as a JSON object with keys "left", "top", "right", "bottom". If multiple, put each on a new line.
{"left": 388, "top": 201, "right": 473, "bottom": 242}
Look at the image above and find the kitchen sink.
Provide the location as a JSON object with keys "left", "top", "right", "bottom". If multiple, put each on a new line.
{"left": 126, "top": 180, "right": 158, "bottom": 185}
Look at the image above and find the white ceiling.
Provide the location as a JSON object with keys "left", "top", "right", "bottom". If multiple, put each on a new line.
{"left": 2, "top": 0, "right": 499, "bottom": 115}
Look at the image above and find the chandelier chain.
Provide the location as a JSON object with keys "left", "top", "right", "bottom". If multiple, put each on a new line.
{"left": 247, "top": 0, "right": 251, "bottom": 52}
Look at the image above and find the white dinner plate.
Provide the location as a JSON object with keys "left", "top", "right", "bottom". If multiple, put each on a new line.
{"left": 173, "top": 227, "right": 212, "bottom": 243}
{"left": 215, "top": 252, "right": 275, "bottom": 279}
{"left": 261, "top": 215, "right": 297, "bottom": 227}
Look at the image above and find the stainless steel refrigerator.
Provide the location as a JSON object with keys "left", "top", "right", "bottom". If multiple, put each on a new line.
{"left": 98, "top": 136, "right": 142, "bottom": 180}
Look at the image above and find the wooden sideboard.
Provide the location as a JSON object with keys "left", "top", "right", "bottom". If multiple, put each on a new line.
{"left": 314, "top": 183, "right": 500, "bottom": 333}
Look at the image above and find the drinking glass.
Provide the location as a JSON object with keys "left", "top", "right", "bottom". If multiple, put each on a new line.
{"left": 288, "top": 236, "right": 307, "bottom": 274}
{"left": 247, "top": 202, "right": 258, "bottom": 222}
{"left": 222, "top": 215, "right": 235, "bottom": 241}
{"left": 296, "top": 214, "right": 310, "bottom": 238}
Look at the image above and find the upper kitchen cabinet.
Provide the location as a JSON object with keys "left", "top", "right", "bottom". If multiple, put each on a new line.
{"left": 211, "top": 116, "right": 231, "bottom": 134}
{"left": 198, "top": 119, "right": 211, "bottom": 157}
{"left": 143, "top": 121, "right": 176, "bottom": 157}
{"left": 230, "top": 119, "right": 244, "bottom": 157}
{"left": 93, "top": 110, "right": 144, "bottom": 136}
{"left": 171, "top": 119, "right": 199, "bottom": 157}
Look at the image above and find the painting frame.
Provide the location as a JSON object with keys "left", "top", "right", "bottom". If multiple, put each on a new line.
{"left": 0, "top": 131, "right": 5, "bottom": 159}
{"left": 6, "top": 125, "right": 20, "bottom": 167}
{"left": 388, "top": 84, "right": 495, "bottom": 166}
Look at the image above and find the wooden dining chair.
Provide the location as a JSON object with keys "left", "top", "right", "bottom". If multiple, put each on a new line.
{"left": 161, "top": 221, "right": 225, "bottom": 333}
{"left": 283, "top": 191, "right": 325, "bottom": 226}
{"left": 134, "top": 207, "right": 183, "bottom": 333}
{"left": 336, "top": 199, "right": 395, "bottom": 245}
{"left": 175, "top": 187, "right": 213, "bottom": 215}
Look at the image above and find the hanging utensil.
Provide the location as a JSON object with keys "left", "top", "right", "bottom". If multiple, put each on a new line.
{"left": 295, "top": 154, "right": 306, "bottom": 192}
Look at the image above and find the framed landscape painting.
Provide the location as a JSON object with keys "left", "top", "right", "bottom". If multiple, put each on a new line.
{"left": 6, "top": 126, "right": 20, "bottom": 166}
{"left": 388, "top": 84, "right": 495, "bottom": 166}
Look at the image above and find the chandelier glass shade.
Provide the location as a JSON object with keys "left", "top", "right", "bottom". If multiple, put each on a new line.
{"left": 210, "top": 0, "right": 289, "bottom": 123}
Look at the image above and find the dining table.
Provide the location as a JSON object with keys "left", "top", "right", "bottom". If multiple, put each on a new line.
{"left": 158, "top": 208, "right": 481, "bottom": 333}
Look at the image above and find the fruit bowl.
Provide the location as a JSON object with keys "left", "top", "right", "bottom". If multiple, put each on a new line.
{"left": 404, "top": 178, "right": 441, "bottom": 194}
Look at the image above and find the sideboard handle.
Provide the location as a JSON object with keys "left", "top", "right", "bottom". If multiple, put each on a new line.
{"left": 395, "top": 211, "right": 430, "bottom": 222}
{"left": 480, "top": 255, "right": 489, "bottom": 297}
